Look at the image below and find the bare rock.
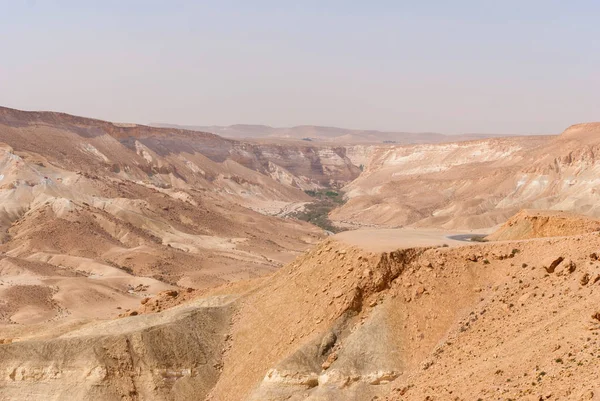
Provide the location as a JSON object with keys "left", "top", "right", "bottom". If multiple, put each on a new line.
{"left": 542, "top": 256, "right": 564, "bottom": 273}
{"left": 319, "top": 331, "right": 337, "bottom": 356}
{"left": 466, "top": 254, "right": 480, "bottom": 262}
{"left": 321, "top": 352, "right": 338, "bottom": 370}
{"left": 556, "top": 259, "right": 577, "bottom": 275}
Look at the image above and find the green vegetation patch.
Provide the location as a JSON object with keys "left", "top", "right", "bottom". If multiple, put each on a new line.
{"left": 292, "top": 190, "right": 347, "bottom": 233}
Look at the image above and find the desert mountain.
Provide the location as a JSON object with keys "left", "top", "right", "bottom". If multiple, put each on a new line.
{"left": 0, "top": 106, "right": 348, "bottom": 324}
{"left": 485, "top": 209, "right": 600, "bottom": 241}
{"left": 2, "top": 219, "right": 600, "bottom": 400}
{"left": 152, "top": 123, "right": 505, "bottom": 145}
{"left": 1, "top": 107, "right": 600, "bottom": 401}
{"left": 332, "top": 123, "right": 600, "bottom": 230}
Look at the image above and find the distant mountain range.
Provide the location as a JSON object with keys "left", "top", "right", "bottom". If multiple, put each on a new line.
{"left": 151, "top": 123, "right": 509, "bottom": 144}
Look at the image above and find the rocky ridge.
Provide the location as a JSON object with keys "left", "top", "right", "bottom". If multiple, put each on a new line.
{"left": 332, "top": 124, "right": 600, "bottom": 230}
{"left": 2, "top": 107, "right": 600, "bottom": 400}
{"left": 485, "top": 209, "right": 600, "bottom": 241}
{"left": 2, "top": 221, "right": 600, "bottom": 400}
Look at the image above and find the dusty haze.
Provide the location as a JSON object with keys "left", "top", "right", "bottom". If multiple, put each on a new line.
{"left": 1, "top": 2, "right": 599, "bottom": 134}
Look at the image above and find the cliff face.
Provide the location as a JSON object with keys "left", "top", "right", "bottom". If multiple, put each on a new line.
{"left": 331, "top": 125, "right": 600, "bottom": 229}
{"left": 0, "top": 106, "right": 364, "bottom": 194}
{"left": 3, "top": 228, "right": 600, "bottom": 400}
{"left": 0, "top": 106, "right": 327, "bottom": 330}
{"left": 0, "top": 298, "right": 236, "bottom": 401}
{"left": 331, "top": 136, "right": 549, "bottom": 229}
{"left": 228, "top": 143, "right": 363, "bottom": 190}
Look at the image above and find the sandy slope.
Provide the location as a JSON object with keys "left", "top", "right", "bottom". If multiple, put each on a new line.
{"left": 3, "top": 107, "right": 600, "bottom": 401}
{"left": 486, "top": 209, "right": 600, "bottom": 241}
{"left": 2, "top": 218, "right": 600, "bottom": 400}
{"left": 0, "top": 107, "right": 325, "bottom": 328}
{"left": 332, "top": 123, "right": 600, "bottom": 230}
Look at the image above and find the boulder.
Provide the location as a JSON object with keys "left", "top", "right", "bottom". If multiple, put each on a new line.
{"left": 542, "top": 256, "right": 564, "bottom": 273}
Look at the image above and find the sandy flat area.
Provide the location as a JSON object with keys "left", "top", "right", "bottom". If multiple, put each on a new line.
{"left": 333, "top": 227, "right": 489, "bottom": 252}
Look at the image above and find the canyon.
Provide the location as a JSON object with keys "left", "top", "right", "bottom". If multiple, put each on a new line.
{"left": 333, "top": 123, "right": 600, "bottom": 230}
{"left": 1, "top": 107, "right": 600, "bottom": 400}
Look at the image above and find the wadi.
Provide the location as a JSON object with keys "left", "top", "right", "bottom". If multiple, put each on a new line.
{"left": 0, "top": 106, "right": 597, "bottom": 400}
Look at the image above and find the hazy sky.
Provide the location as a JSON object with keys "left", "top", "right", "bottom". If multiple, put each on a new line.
{"left": 1, "top": 1, "right": 598, "bottom": 134}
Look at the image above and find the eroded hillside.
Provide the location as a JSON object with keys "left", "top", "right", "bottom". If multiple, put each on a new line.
{"left": 2, "top": 220, "right": 600, "bottom": 400}
{"left": 2, "top": 107, "right": 600, "bottom": 401}
{"left": 0, "top": 107, "right": 334, "bottom": 325}
{"left": 485, "top": 209, "right": 600, "bottom": 241}
{"left": 332, "top": 124, "right": 600, "bottom": 230}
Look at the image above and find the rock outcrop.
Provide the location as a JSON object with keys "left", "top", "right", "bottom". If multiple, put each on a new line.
{"left": 485, "top": 210, "right": 600, "bottom": 241}
{"left": 332, "top": 123, "right": 600, "bottom": 230}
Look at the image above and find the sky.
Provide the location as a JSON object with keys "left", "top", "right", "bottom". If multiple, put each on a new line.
{"left": 0, "top": 1, "right": 598, "bottom": 134}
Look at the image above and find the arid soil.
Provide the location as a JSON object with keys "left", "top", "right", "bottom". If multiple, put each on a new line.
{"left": 0, "top": 106, "right": 330, "bottom": 326}
{"left": 485, "top": 209, "right": 600, "bottom": 241}
{"left": 1, "top": 107, "right": 600, "bottom": 401}
{"left": 2, "top": 219, "right": 600, "bottom": 400}
{"left": 332, "top": 123, "right": 600, "bottom": 230}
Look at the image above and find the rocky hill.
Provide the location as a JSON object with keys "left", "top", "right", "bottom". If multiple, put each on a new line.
{"left": 485, "top": 209, "right": 600, "bottom": 241}
{"left": 0, "top": 107, "right": 363, "bottom": 195}
{"left": 0, "top": 106, "right": 331, "bottom": 325}
{"left": 2, "top": 107, "right": 600, "bottom": 401}
{"left": 1, "top": 222, "right": 599, "bottom": 400}
{"left": 331, "top": 123, "right": 600, "bottom": 230}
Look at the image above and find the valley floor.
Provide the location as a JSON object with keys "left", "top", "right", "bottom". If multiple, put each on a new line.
{"left": 333, "top": 227, "right": 490, "bottom": 251}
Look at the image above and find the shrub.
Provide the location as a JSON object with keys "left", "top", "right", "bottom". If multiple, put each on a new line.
{"left": 293, "top": 189, "right": 347, "bottom": 233}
